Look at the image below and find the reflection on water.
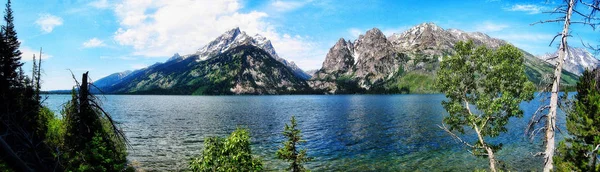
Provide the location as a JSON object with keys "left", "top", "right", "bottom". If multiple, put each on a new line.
{"left": 44, "top": 94, "right": 562, "bottom": 171}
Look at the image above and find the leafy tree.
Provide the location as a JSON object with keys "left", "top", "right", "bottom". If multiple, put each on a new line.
{"left": 277, "top": 116, "right": 312, "bottom": 172}
{"left": 189, "top": 128, "right": 263, "bottom": 172}
{"left": 436, "top": 40, "right": 535, "bottom": 172}
{"left": 554, "top": 69, "right": 600, "bottom": 171}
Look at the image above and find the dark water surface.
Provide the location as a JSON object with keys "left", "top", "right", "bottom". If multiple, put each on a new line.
{"left": 44, "top": 94, "right": 565, "bottom": 171}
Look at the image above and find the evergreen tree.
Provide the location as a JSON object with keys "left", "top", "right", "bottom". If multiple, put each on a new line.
{"left": 0, "top": 0, "right": 56, "bottom": 170}
{"left": 435, "top": 40, "right": 535, "bottom": 172}
{"left": 0, "top": 0, "right": 21, "bottom": 92}
{"left": 555, "top": 69, "right": 600, "bottom": 171}
{"left": 276, "top": 116, "right": 311, "bottom": 172}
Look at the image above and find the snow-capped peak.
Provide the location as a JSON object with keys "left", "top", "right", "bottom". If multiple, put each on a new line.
{"left": 191, "top": 28, "right": 282, "bottom": 61}
{"left": 537, "top": 46, "right": 600, "bottom": 75}
{"left": 178, "top": 27, "right": 310, "bottom": 79}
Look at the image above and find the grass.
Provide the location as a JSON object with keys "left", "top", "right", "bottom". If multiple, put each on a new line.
{"left": 393, "top": 71, "right": 437, "bottom": 94}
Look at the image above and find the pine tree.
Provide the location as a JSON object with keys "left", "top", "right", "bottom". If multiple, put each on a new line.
{"left": 554, "top": 69, "right": 600, "bottom": 171}
{"left": 0, "top": 0, "right": 21, "bottom": 91}
{"left": 276, "top": 116, "right": 312, "bottom": 172}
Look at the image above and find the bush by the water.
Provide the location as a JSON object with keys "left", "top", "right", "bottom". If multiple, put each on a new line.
{"left": 189, "top": 128, "right": 263, "bottom": 172}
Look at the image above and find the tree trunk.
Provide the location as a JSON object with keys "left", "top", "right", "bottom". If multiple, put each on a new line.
{"left": 486, "top": 146, "right": 496, "bottom": 172}
{"left": 474, "top": 125, "right": 496, "bottom": 172}
{"left": 592, "top": 144, "right": 598, "bottom": 172}
{"left": 544, "top": 0, "right": 574, "bottom": 171}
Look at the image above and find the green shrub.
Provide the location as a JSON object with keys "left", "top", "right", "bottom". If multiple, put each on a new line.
{"left": 189, "top": 128, "right": 262, "bottom": 172}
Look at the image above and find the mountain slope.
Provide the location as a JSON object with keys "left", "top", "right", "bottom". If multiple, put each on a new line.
{"left": 537, "top": 47, "right": 600, "bottom": 76}
{"left": 92, "top": 70, "right": 132, "bottom": 88}
{"left": 105, "top": 45, "right": 310, "bottom": 95}
{"left": 311, "top": 22, "right": 580, "bottom": 94}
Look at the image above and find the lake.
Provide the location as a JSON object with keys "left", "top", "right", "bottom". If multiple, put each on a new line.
{"left": 43, "top": 94, "right": 566, "bottom": 171}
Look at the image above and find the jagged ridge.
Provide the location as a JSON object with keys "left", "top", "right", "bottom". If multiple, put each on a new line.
{"left": 311, "top": 22, "right": 580, "bottom": 94}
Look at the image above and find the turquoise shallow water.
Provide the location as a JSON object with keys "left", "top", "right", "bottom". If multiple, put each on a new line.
{"left": 43, "top": 94, "right": 566, "bottom": 171}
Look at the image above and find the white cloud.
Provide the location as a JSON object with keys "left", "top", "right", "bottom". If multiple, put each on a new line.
{"left": 89, "top": 0, "right": 111, "bottom": 9}
{"left": 506, "top": 4, "right": 545, "bottom": 14}
{"left": 100, "top": 56, "right": 137, "bottom": 60}
{"left": 270, "top": 0, "right": 309, "bottom": 12}
{"left": 112, "top": 0, "right": 323, "bottom": 70}
{"left": 20, "top": 46, "right": 52, "bottom": 61}
{"left": 35, "top": 14, "right": 63, "bottom": 33}
{"left": 475, "top": 22, "right": 509, "bottom": 32}
{"left": 83, "top": 38, "right": 106, "bottom": 48}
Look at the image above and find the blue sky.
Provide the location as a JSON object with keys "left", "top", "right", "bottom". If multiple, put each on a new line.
{"left": 11, "top": 0, "right": 599, "bottom": 90}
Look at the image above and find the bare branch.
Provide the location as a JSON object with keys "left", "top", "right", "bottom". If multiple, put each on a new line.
{"left": 579, "top": 0, "right": 600, "bottom": 12}
{"left": 531, "top": 19, "right": 566, "bottom": 26}
{"left": 549, "top": 33, "right": 563, "bottom": 46}
{"left": 438, "top": 124, "right": 475, "bottom": 148}
{"left": 532, "top": 152, "right": 545, "bottom": 157}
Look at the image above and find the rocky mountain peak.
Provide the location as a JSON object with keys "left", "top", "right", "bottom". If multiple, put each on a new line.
{"left": 388, "top": 22, "right": 506, "bottom": 57}
{"left": 336, "top": 38, "right": 347, "bottom": 46}
{"left": 312, "top": 27, "right": 402, "bottom": 90}
{"left": 364, "top": 28, "right": 386, "bottom": 39}
{"left": 167, "top": 53, "right": 182, "bottom": 62}
{"left": 538, "top": 46, "right": 600, "bottom": 75}
{"left": 315, "top": 38, "right": 354, "bottom": 78}
{"left": 189, "top": 27, "right": 311, "bottom": 80}
{"left": 225, "top": 27, "right": 241, "bottom": 37}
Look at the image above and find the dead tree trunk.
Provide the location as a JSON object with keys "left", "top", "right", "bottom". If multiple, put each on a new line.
{"left": 544, "top": 0, "right": 574, "bottom": 171}
{"left": 36, "top": 48, "right": 42, "bottom": 101}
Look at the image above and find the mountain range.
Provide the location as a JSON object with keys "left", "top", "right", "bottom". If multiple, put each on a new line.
{"left": 93, "top": 28, "right": 311, "bottom": 95}
{"left": 90, "top": 22, "right": 591, "bottom": 95}
{"left": 537, "top": 46, "right": 600, "bottom": 76}
{"left": 310, "top": 23, "right": 581, "bottom": 94}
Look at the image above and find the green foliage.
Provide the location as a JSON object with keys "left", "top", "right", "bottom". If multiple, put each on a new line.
{"left": 43, "top": 106, "right": 64, "bottom": 148}
{"left": 71, "top": 132, "right": 128, "bottom": 171}
{"left": 435, "top": 40, "right": 535, "bottom": 170}
{"left": 0, "top": 160, "right": 13, "bottom": 172}
{"left": 520, "top": 50, "right": 579, "bottom": 90}
{"left": 394, "top": 72, "right": 436, "bottom": 94}
{"left": 335, "top": 74, "right": 365, "bottom": 94}
{"left": 189, "top": 128, "right": 263, "bottom": 172}
{"left": 277, "top": 116, "right": 312, "bottom": 172}
{"left": 555, "top": 69, "right": 600, "bottom": 172}
{"left": 62, "top": 75, "right": 129, "bottom": 171}
{"left": 0, "top": 1, "right": 59, "bottom": 170}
